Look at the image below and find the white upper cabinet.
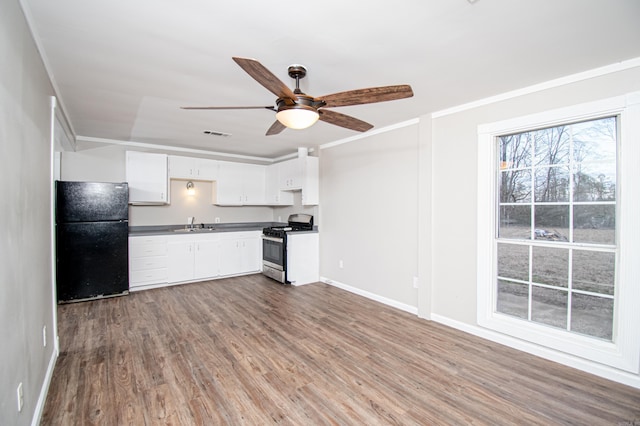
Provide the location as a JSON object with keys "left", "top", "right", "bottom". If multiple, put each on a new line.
{"left": 126, "top": 151, "right": 168, "bottom": 204}
{"left": 279, "top": 158, "right": 303, "bottom": 190}
{"left": 215, "top": 161, "right": 266, "bottom": 205}
{"left": 168, "top": 155, "right": 218, "bottom": 180}
{"left": 276, "top": 156, "right": 319, "bottom": 205}
{"left": 265, "top": 163, "right": 294, "bottom": 206}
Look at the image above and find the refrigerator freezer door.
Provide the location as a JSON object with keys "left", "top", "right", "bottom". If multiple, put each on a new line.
{"left": 56, "top": 221, "right": 129, "bottom": 302}
{"left": 56, "top": 181, "right": 128, "bottom": 223}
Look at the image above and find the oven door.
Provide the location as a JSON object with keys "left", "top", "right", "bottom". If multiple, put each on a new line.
{"left": 262, "top": 235, "right": 286, "bottom": 282}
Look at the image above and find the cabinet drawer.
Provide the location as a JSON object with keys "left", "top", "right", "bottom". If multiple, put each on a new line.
{"left": 219, "top": 231, "right": 261, "bottom": 240}
{"left": 130, "top": 256, "right": 167, "bottom": 271}
{"left": 130, "top": 268, "right": 168, "bottom": 285}
{"left": 129, "top": 243, "right": 167, "bottom": 258}
{"left": 130, "top": 236, "right": 167, "bottom": 245}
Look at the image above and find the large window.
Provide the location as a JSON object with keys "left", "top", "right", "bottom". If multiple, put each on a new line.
{"left": 497, "top": 117, "right": 616, "bottom": 341}
{"left": 477, "top": 93, "right": 640, "bottom": 373}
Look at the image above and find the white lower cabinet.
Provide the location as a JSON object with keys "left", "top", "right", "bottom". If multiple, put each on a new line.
{"left": 129, "top": 236, "right": 168, "bottom": 290}
{"left": 167, "top": 234, "right": 220, "bottom": 284}
{"left": 219, "top": 231, "right": 262, "bottom": 276}
{"left": 130, "top": 230, "right": 261, "bottom": 290}
{"left": 286, "top": 233, "right": 319, "bottom": 285}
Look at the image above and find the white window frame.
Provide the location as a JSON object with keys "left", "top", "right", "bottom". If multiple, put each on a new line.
{"left": 477, "top": 92, "right": 640, "bottom": 373}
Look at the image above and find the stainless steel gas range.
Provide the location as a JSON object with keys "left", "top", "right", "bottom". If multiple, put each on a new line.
{"left": 261, "top": 214, "right": 314, "bottom": 284}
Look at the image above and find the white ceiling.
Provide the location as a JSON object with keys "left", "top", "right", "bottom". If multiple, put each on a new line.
{"left": 20, "top": 0, "right": 640, "bottom": 159}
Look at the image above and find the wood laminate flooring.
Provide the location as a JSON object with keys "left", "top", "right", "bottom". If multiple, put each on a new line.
{"left": 41, "top": 274, "right": 640, "bottom": 425}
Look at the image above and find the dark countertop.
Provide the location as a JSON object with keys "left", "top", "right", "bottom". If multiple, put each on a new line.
{"left": 129, "top": 222, "right": 318, "bottom": 237}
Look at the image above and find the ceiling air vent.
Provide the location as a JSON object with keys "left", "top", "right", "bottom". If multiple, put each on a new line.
{"left": 203, "top": 130, "right": 231, "bottom": 137}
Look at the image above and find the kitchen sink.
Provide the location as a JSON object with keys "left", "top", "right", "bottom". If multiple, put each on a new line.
{"left": 172, "top": 228, "right": 216, "bottom": 233}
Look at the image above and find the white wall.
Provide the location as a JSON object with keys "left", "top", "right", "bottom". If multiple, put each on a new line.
{"left": 319, "top": 124, "right": 420, "bottom": 308}
{"left": 132, "top": 179, "right": 273, "bottom": 226}
{"left": 0, "top": 1, "right": 57, "bottom": 424}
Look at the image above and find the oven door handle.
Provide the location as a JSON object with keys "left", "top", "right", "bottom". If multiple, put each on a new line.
{"left": 262, "top": 235, "right": 284, "bottom": 243}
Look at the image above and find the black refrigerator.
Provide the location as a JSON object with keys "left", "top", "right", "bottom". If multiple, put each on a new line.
{"left": 55, "top": 181, "right": 129, "bottom": 303}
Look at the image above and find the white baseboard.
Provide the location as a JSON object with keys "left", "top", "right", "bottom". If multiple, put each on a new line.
{"left": 31, "top": 346, "right": 58, "bottom": 426}
{"left": 319, "top": 276, "right": 418, "bottom": 315}
{"left": 431, "top": 314, "right": 640, "bottom": 389}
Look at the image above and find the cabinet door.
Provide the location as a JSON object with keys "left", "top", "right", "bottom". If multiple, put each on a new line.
{"left": 168, "top": 155, "right": 195, "bottom": 179}
{"left": 219, "top": 238, "right": 242, "bottom": 276}
{"left": 301, "top": 156, "right": 319, "bottom": 205}
{"left": 279, "top": 158, "right": 302, "bottom": 190}
{"left": 197, "top": 158, "right": 218, "bottom": 180}
{"left": 167, "top": 241, "right": 194, "bottom": 283}
{"left": 126, "top": 151, "right": 168, "bottom": 204}
{"left": 265, "top": 163, "right": 294, "bottom": 205}
{"left": 242, "top": 164, "right": 266, "bottom": 205}
{"left": 216, "top": 161, "right": 245, "bottom": 205}
{"left": 194, "top": 238, "right": 220, "bottom": 279}
{"left": 239, "top": 236, "right": 262, "bottom": 273}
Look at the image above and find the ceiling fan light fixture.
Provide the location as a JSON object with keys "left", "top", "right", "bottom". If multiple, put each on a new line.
{"left": 276, "top": 105, "right": 319, "bottom": 130}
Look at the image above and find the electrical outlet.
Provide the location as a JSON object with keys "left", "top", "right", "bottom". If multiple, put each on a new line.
{"left": 413, "top": 276, "right": 419, "bottom": 288}
{"left": 17, "top": 382, "right": 23, "bottom": 412}
{"left": 43, "top": 325, "right": 47, "bottom": 347}
{"left": 339, "top": 260, "right": 344, "bottom": 269}
{"left": 278, "top": 216, "right": 282, "bottom": 222}
{"left": 214, "top": 217, "right": 220, "bottom": 223}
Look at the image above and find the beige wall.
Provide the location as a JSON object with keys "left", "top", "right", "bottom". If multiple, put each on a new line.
{"left": 0, "top": 1, "right": 57, "bottom": 424}
{"left": 319, "top": 124, "right": 420, "bottom": 307}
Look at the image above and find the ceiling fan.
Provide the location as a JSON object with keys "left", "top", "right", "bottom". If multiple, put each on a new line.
{"left": 181, "top": 57, "right": 414, "bottom": 136}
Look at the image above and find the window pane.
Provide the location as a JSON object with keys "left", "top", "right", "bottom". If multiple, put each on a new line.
{"left": 572, "top": 117, "right": 616, "bottom": 164}
{"left": 573, "top": 205, "right": 615, "bottom": 245}
{"left": 499, "top": 205, "right": 531, "bottom": 239}
{"left": 532, "top": 246, "right": 568, "bottom": 287}
{"left": 498, "top": 133, "right": 532, "bottom": 169}
{"left": 534, "top": 126, "right": 570, "bottom": 166}
{"left": 573, "top": 163, "right": 616, "bottom": 202}
{"left": 571, "top": 293, "right": 613, "bottom": 341}
{"left": 497, "top": 243, "right": 529, "bottom": 281}
{"left": 497, "top": 280, "right": 528, "bottom": 319}
{"left": 500, "top": 169, "right": 531, "bottom": 203}
{"left": 572, "top": 250, "right": 615, "bottom": 295}
{"left": 493, "top": 115, "right": 619, "bottom": 349}
{"left": 535, "top": 166, "right": 570, "bottom": 202}
{"left": 531, "top": 286, "right": 567, "bottom": 329}
{"left": 534, "top": 205, "right": 569, "bottom": 242}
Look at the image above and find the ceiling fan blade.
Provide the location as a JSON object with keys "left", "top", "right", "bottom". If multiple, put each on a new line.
{"left": 318, "top": 85, "right": 413, "bottom": 108}
{"left": 232, "top": 57, "right": 297, "bottom": 100}
{"left": 318, "top": 109, "right": 373, "bottom": 132}
{"left": 181, "top": 106, "right": 276, "bottom": 110}
{"left": 265, "top": 120, "right": 286, "bottom": 136}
